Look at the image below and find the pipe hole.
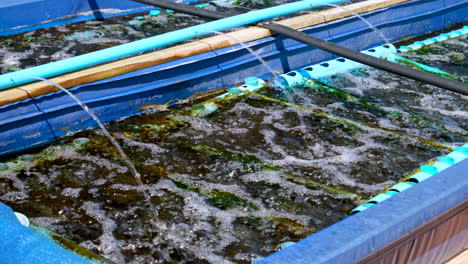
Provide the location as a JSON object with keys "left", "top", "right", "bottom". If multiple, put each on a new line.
{"left": 304, "top": 67, "right": 313, "bottom": 71}
{"left": 242, "top": 85, "right": 248, "bottom": 88}
{"left": 368, "top": 49, "right": 376, "bottom": 52}
{"left": 367, "top": 201, "right": 378, "bottom": 204}
{"left": 320, "top": 63, "right": 329, "bottom": 67}
{"left": 383, "top": 45, "right": 390, "bottom": 48}
{"left": 287, "top": 72, "right": 297, "bottom": 77}
{"left": 407, "top": 179, "right": 419, "bottom": 184}
{"left": 336, "top": 58, "right": 346, "bottom": 62}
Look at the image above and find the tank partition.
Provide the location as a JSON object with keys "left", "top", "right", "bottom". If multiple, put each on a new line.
{"left": 1, "top": 0, "right": 467, "bottom": 156}
{"left": 0, "top": 202, "right": 89, "bottom": 263}
{"left": 0, "top": 0, "right": 160, "bottom": 37}
{"left": 256, "top": 159, "right": 468, "bottom": 264}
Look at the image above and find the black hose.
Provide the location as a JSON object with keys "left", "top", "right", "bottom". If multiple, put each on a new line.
{"left": 265, "top": 23, "right": 468, "bottom": 95}
{"left": 132, "top": 0, "right": 468, "bottom": 96}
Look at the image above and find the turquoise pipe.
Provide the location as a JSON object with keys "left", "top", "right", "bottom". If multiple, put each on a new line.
{"left": 387, "top": 54, "right": 464, "bottom": 81}
{"left": 398, "top": 26, "right": 468, "bottom": 52}
{"left": 274, "top": 44, "right": 396, "bottom": 87}
{"left": 0, "top": 0, "right": 346, "bottom": 90}
{"left": 391, "top": 55, "right": 449, "bottom": 75}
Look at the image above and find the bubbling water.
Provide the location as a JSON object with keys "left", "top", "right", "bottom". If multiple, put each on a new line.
{"left": 21, "top": 76, "right": 158, "bottom": 222}
{"left": 0, "top": 28, "right": 466, "bottom": 264}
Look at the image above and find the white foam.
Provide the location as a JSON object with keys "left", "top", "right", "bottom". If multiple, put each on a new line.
{"left": 116, "top": 133, "right": 168, "bottom": 155}
{"left": 81, "top": 201, "right": 126, "bottom": 262}
{"left": 61, "top": 187, "right": 82, "bottom": 198}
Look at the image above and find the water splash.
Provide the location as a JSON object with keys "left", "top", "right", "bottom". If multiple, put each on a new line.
{"left": 208, "top": 30, "right": 278, "bottom": 77}
{"left": 316, "top": 3, "right": 391, "bottom": 45}
{"left": 20, "top": 76, "right": 155, "bottom": 210}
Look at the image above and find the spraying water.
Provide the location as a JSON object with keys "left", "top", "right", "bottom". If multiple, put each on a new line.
{"left": 209, "top": 2, "right": 391, "bottom": 82}
{"left": 209, "top": 30, "right": 278, "bottom": 77}
{"left": 21, "top": 76, "right": 155, "bottom": 210}
{"left": 3, "top": 36, "right": 465, "bottom": 263}
{"left": 316, "top": 3, "right": 391, "bottom": 44}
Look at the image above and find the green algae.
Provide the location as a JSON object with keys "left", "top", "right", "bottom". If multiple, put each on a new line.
{"left": 299, "top": 77, "right": 467, "bottom": 142}
{"left": 170, "top": 178, "right": 257, "bottom": 210}
{"left": 207, "top": 190, "right": 258, "bottom": 210}
{"left": 286, "top": 174, "right": 363, "bottom": 200}
{"left": 252, "top": 92, "right": 454, "bottom": 152}
{"left": 191, "top": 145, "right": 361, "bottom": 199}
{"left": 30, "top": 223, "right": 112, "bottom": 264}
{"left": 172, "top": 179, "right": 201, "bottom": 193}
{"left": 266, "top": 217, "right": 313, "bottom": 234}
{"left": 449, "top": 53, "right": 465, "bottom": 61}
{"left": 302, "top": 78, "right": 387, "bottom": 116}
{"left": 2, "top": 40, "right": 15, "bottom": 47}
{"left": 192, "top": 144, "right": 266, "bottom": 172}
{"left": 394, "top": 56, "right": 465, "bottom": 82}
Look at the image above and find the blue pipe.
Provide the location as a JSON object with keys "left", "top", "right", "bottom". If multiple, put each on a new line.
{"left": 0, "top": 0, "right": 346, "bottom": 90}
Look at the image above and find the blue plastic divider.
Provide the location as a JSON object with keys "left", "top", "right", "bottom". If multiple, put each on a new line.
{"left": 444, "top": 0, "right": 468, "bottom": 27}
{"left": 0, "top": 202, "right": 88, "bottom": 264}
{"left": 257, "top": 158, "right": 468, "bottom": 264}
{"left": 0, "top": 100, "right": 56, "bottom": 156}
{"left": 1, "top": 0, "right": 466, "bottom": 157}
{"left": 0, "top": 0, "right": 157, "bottom": 36}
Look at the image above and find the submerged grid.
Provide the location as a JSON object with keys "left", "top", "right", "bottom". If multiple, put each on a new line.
{"left": 0, "top": 32, "right": 467, "bottom": 264}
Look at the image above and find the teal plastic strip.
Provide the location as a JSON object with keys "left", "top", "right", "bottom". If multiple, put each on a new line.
{"left": 387, "top": 54, "right": 463, "bottom": 81}
{"left": 195, "top": 77, "right": 265, "bottom": 116}
{"left": 274, "top": 44, "right": 396, "bottom": 88}
{"left": 397, "top": 26, "right": 468, "bottom": 53}
{"left": 353, "top": 142, "right": 468, "bottom": 213}
{"left": 389, "top": 182, "right": 414, "bottom": 192}
{"left": 368, "top": 193, "right": 392, "bottom": 204}
{"left": 0, "top": 0, "right": 346, "bottom": 90}
{"left": 389, "top": 55, "right": 449, "bottom": 75}
{"left": 217, "top": 77, "right": 265, "bottom": 99}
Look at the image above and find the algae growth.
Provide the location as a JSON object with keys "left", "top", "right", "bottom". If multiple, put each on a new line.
{"left": 0, "top": 30, "right": 466, "bottom": 264}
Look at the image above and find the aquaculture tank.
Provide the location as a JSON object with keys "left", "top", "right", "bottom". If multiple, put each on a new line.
{"left": 0, "top": 0, "right": 466, "bottom": 263}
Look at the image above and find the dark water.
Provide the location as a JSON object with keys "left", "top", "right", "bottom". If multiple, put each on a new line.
{"left": 0, "top": 33, "right": 467, "bottom": 264}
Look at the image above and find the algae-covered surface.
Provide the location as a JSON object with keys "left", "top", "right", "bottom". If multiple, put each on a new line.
{"left": 0, "top": 35, "right": 467, "bottom": 263}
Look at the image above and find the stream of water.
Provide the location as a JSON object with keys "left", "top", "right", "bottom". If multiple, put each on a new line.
{"left": 0, "top": 34, "right": 466, "bottom": 263}
{"left": 0, "top": 1, "right": 466, "bottom": 262}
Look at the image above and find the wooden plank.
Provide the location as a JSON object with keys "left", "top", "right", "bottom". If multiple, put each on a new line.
{"left": 278, "top": 13, "right": 326, "bottom": 29}
{"left": 199, "top": 27, "right": 273, "bottom": 50}
{"left": 0, "top": 0, "right": 412, "bottom": 107}
{"left": 0, "top": 89, "right": 30, "bottom": 106}
{"left": 23, "top": 41, "right": 212, "bottom": 98}
{"left": 321, "top": 0, "right": 410, "bottom": 22}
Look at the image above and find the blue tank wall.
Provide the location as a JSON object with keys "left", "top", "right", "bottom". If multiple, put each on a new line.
{"left": 0, "top": 0, "right": 200, "bottom": 36}
{"left": 0, "top": 0, "right": 466, "bottom": 157}
{"left": 0, "top": 202, "right": 89, "bottom": 264}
